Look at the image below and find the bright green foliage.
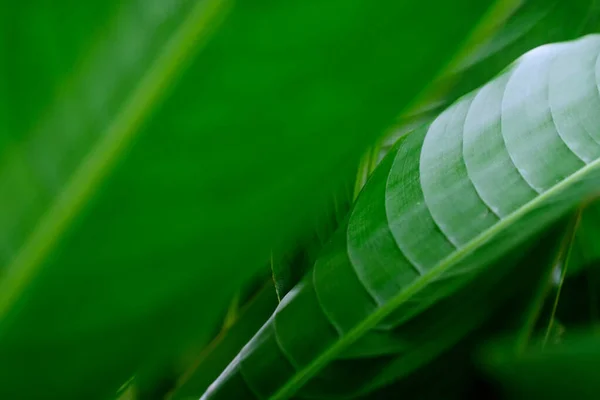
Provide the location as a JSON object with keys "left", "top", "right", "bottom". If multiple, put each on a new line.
{"left": 3, "top": 0, "right": 600, "bottom": 399}
{"left": 202, "top": 34, "right": 600, "bottom": 399}
{"left": 0, "top": 0, "right": 510, "bottom": 398}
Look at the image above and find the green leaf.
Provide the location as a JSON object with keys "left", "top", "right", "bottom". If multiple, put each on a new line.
{"left": 294, "top": 222, "right": 566, "bottom": 399}
{"left": 356, "top": 252, "right": 564, "bottom": 400}
{"left": 353, "top": 223, "right": 572, "bottom": 400}
{"left": 202, "top": 34, "right": 600, "bottom": 399}
{"left": 0, "top": 0, "right": 507, "bottom": 398}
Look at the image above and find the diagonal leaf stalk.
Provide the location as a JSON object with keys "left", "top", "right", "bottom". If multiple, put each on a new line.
{"left": 115, "top": 376, "right": 136, "bottom": 400}
{"left": 515, "top": 209, "right": 582, "bottom": 353}
{"left": 274, "top": 155, "right": 600, "bottom": 400}
{"left": 542, "top": 209, "right": 584, "bottom": 347}
{"left": 168, "top": 281, "right": 277, "bottom": 399}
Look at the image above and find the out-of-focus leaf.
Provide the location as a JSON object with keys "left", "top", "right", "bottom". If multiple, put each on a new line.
{"left": 582, "top": 0, "right": 600, "bottom": 32}
{"left": 481, "top": 331, "right": 600, "bottom": 399}
{"left": 0, "top": 1, "right": 510, "bottom": 398}
{"left": 201, "top": 35, "right": 600, "bottom": 400}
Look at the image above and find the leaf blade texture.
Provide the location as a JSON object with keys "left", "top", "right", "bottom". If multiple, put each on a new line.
{"left": 202, "top": 34, "right": 600, "bottom": 399}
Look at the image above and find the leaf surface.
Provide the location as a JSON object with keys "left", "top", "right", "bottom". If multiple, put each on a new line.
{"left": 202, "top": 34, "right": 600, "bottom": 399}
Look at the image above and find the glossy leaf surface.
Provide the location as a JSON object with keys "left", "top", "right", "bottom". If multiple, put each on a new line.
{"left": 202, "top": 35, "right": 600, "bottom": 399}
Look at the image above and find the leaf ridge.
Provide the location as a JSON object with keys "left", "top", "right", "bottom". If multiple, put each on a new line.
{"left": 462, "top": 72, "right": 538, "bottom": 218}
{"left": 270, "top": 39, "right": 600, "bottom": 398}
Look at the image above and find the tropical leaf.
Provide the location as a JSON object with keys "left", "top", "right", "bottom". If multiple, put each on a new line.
{"left": 267, "top": 0, "right": 596, "bottom": 302}
{"left": 202, "top": 34, "right": 600, "bottom": 399}
{"left": 0, "top": 0, "right": 510, "bottom": 398}
{"left": 270, "top": 0, "right": 597, "bottom": 303}
{"left": 360, "top": 242, "right": 567, "bottom": 400}
{"left": 296, "top": 222, "right": 566, "bottom": 399}
{"left": 203, "top": 220, "right": 566, "bottom": 400}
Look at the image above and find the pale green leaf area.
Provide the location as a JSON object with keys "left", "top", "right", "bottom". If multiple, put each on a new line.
{"left": 0, "top": 0, "right": 506, "bottom": 398}
{"left": 382, "top": 0, "right": 597, "bottom": 163}
{"left": 203, "top": 34, "right": 600, "bottom": 400}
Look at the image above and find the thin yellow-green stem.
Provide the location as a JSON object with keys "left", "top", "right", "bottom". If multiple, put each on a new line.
{"left": 353, "top": 141, "right": 382, "bottom": 200}
{"left": 542, "top": 209, "right": 583, "bottom": 348}
{"left": 222, "top": 292, "right": 240, "bottom": 330}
